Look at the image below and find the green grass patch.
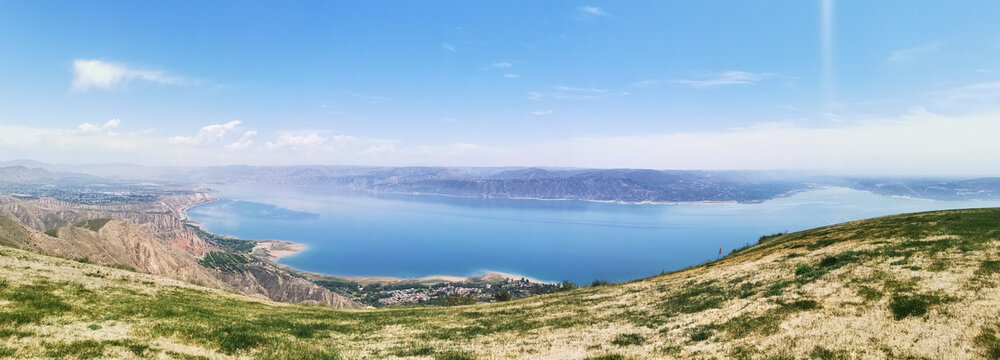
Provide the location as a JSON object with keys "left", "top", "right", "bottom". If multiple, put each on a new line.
{"left": 660, "top": 280, "right": 734, "bottom": 316}
{"left": 198, "top": 251, "right": 250, "bottom": 272}
{"left": 610, "top": 333, "right": 645, "bottom": 346}
{"left": 434, "top": 351, "right": 475, "bottom": 360}
{"left": 888, "top": 293, "right": 951, "bottom": 320}
{"left": 590, "top": 279, "right": 613, "bottom": 287}
{"left": 795, "top": 264, "right": 814, "bottom": 276}
{"left": 394, "top": 346, "right": 435, "bottom": 357}
{"left": 44, "top": 339, "right": 144, "bottom": 360}
{"left": 856, "top": 285, "right": 883, "bottom": 301}
{"left": 0, "top": 344, "right": 14, "bottom": 357}
{"left": 688, "top": 326, "right": 712, "bottom": 342}
{"left": 975, "top": 323, "right": 1000, "bottom": 359}
{"left": 0, "top": 282, "right": 71, "bottom": 326}
{"left": 584, "top": 354, "right": 626, "bottom": 360}
{"left": 721, "top": 299, "right": 819, "bottom": 339}
{"left": 75, "top": 218, "right": 112, "bottom": 232}
{"left": 185, "top": 223, "right": 256, "bottom": 253}
{"left": 976, "top": 260, "right": 1000, "bottom": 277}
{"left": 810, "top": 345, "right": 848, "bottom": 360}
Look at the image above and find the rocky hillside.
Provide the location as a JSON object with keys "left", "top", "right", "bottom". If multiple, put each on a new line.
{"left": 0, "top": 217, "right": 223, "bottom": 288}
{"left": 3, "top": 208, "right": 1000, "bottom": 359}
{"left": 0, "top": 193, "right": 215, "bottom": 255}
{"left": 210, "top": 260, "right": 358, "bottom": 308}
{"left": 0, "top": 215, "right": 357, "bottom": 308}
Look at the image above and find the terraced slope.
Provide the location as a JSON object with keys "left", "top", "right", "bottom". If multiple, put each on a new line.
{"left": 3, "top": 208, "right": 1000, "bottom": 359}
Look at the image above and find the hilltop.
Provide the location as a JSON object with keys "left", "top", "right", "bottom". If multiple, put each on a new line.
{"left": 2, "top": 208, "right": 1000, "bottom": 358}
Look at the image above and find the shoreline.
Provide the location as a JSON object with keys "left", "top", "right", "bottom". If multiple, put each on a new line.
{"left": 310, "top": 270, "right": 551, "bottom": 285}
{"left": 259, "top": 239, "right": 549, "bottom": 284}
{"left": 179, "top": 185, "right": 831, "bottom": 284}
{"left": 374, "top": 191, "right": 753, "bottom": 206}
{"left": 251, "top": 240, "right": 308, "bottom": 263}
{"left": 178, "top": 185, "right": 820, "bottom": 284}
{"left": 181, "top": 195, "right": 550, "bottom": 284}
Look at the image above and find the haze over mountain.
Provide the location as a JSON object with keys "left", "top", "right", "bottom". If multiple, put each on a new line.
{"left": 6, "top": 161, "right": 1000, "bottom": 204}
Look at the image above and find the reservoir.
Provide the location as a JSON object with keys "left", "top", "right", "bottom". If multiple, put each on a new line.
{"left": 187, "top": 186, "right": 1000, "bottom": 283}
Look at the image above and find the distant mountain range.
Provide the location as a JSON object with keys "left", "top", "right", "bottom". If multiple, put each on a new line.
{"left": 4, "top": 160, "right": 1000, "bottom": 203}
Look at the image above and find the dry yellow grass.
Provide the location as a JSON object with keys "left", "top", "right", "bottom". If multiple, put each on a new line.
{"left": 2, "top": 208, "right": 1000, "bottom": 359}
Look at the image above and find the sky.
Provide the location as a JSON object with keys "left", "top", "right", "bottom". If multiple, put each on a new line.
{"left": 1, "top": 1, "right": 1000, "bottom": 174}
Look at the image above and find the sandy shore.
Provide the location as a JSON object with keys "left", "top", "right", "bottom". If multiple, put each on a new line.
{"left": 243, "top": 238, "right": 547, "bottom": 284}
{"left": 322, "top": 271, "right": 550, "bottom": 285}
{"left": 252, "top": 240, "right": 308, "bottom": 262}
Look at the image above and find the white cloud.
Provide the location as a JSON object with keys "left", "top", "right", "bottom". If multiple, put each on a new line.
{"left": 264, "top": 132, "right": 333, "bottom": 151}
{"left": 673, "top": 71, "right": 765, "bottom": 88}
{"left": 531, "top": 110, "right": 554, "bottom": 116}
{"left": 441, "top": 43, "right": 457, "bottom": 53}
{"left": 886, "top": 42, "right": 945, "bottom": 63}
{"left": 0, "top": 120, "right": 148, "bottom": 158}
{"left": 72, "top": 60, "right": 186, "bottom": 91}
{"left": 76, "top": 118, "right": 121, "bottom": 135}
{"left": 224, "top": 131, "right": 258, "bottom": 150}
{"left": 576, "top": 6, "right": 611, "bottom": 20}
{"left": 929, "top": 81, "right": 1000, "bottom": 104}
{"left": 503, "top": 74, "right": 520, "bottom": 78}
{"left": 491, "top": 62, "right": 512, "bottom": 68}
{"left": 168, "top": 120, "right": 242, "bottom": 146}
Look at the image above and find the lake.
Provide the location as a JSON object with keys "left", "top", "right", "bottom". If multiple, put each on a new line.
{"left": 186, "top": 186, "right": 1000, "bottom": 284}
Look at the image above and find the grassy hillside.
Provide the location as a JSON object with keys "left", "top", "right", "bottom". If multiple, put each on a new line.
{"left": 3, "top": 208, "right": 1000, "bottom": 359}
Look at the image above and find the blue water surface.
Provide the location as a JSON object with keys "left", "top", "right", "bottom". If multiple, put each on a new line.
{"left": 186, "top": 186, "right": 1000, "bottom": 283}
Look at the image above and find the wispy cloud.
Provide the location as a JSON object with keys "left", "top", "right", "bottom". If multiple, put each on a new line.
{"left": 531, "top": 110, "right": 554, "bottom": 116}
{"left": 527, "top": 85, "right": 628, "bottom": 101}
{"left": 491, "top": 62, "right": 512, "bottom": 68}
{"left": 168, "top": 121, "right": 243, "bottom": 146}
{"left": 503, "top": 74, "right": 520, "bottom": 78}
{"left": 576, "top": 5, "right": 611, "bottom": 20}
{"left": 440, "top": 43, "right": 458, "bottom": 53}
{"left": 72, "top": 59, "right": 189, "bottom": 91}
{"left": 265, "top": 132, "right": 337, "bottom": 151}
{"left": 886, "top": 42, "right": 945, "bottom": 63}
{"left": 672, "top": 71, "right": 766, "bottom": 88}
{"left": 630, "top": 79, "right": 660, "bottom": 88}
{"left": 928, "top": 81, "right": 1000, "bottom": 107}
{"left": 76, "top": 119, "right": 120, "bottom": 135}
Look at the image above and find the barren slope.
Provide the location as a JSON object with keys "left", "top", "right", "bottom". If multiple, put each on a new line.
{"left": 0, "top": 216, "right": 358, "bottom": 308}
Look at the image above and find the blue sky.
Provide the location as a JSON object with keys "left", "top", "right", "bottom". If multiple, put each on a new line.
{"left": 1, "top": 1, "right": 1000, "bottom": 173}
